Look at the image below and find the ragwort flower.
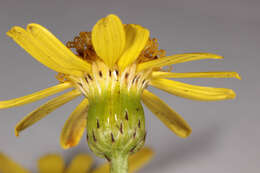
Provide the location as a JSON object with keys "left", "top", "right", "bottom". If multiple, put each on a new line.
{"left": 1, "top": 14, "right": 239, "bottom": 172}
{"left": 0, "top": 147, "right": 153, "bottom": 173}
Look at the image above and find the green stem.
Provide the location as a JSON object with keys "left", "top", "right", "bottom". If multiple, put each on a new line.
{"left": 110, "top": 153, "right": 128, "bottom": 173}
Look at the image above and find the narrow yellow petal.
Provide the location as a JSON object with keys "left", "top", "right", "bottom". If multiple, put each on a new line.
{"left": 137, "top": 53, "right": 223, "bottom": 72}
{"left": 91, "top": 147, "right": 154, "bottom": 173}
{"left": 7, "top": 26, "right": 83, "bottom": 76}
{"left": 118, "top": 24, "right": 150, "bottom": 70}
{"left": 38, "top": 154, "right": 64, "bottom": 173}
{"left": 92, "top": 14, "right": 126, "bottom": 67}
{"left": 15, "top": 90, "right": 80, "bottom": 136}
{"left": 60, "top": 98, "right": 89, "bottom": 149}
{"left": 0, "top": 82, "right": 72, "bottom": 109}
{"left": 150, "top": 78, "right": 236, "bottom": 101}
{"left": 128, "top": 147, "right": 154, "bottom": 173}
{"left": 65, "top": 154, "right": 93, "bottom": 173}
{"left": 27, "top": 23, "right": 91, "bottom": 73}
{"left": 142, "top": 90, "right": 191, "bottom": 138}
{"left": 152, "top": 71, "right": 241, "bottom": 80}
{"left": 0, "top": 152, "right": 30, "bottom": 173}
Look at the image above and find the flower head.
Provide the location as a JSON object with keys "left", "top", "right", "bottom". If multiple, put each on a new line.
{"left": 1, "top": 14, "right": 239, "bottom": 163}
{"left": 0, "top": 147, "right": 153, "bottom": 173}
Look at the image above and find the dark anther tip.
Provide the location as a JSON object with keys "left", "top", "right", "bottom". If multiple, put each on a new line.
{"left": 97, "top": 120, "right": 100, "bottom": 128}
{"left": 125, "top": 111, "right": 129, "bottom": 120}
{"left": 111, "top": 133, "right": 115, "bottom": 143}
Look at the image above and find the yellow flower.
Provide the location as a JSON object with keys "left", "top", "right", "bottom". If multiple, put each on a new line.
{"left": 0, "top": 14, "right": 239, "bottom": 165}
{"left": 0, "top": 147, "right": 153, "bottom": 173}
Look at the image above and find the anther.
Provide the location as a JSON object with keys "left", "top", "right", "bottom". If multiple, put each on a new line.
{"left": 138, "top": 120, "right": 141, "bottom": 128}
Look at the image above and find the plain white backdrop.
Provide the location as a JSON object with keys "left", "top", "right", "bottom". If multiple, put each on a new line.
{"left": 0, "top": 0, "right": 259, "bottom": 172}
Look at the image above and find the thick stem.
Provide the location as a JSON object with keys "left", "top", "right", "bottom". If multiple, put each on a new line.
{"left": 110, "top": 153, "right": 128, "bottom": 173}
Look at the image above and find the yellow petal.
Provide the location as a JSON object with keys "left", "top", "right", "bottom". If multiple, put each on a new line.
{"left": 137, "top": 53, "right": 223, "bottom": 72}
{"left": 128, "top": 147, "right": 154, "bottom": 173}
{"left": 91, "top": 147, "right": 154, "bottom": 173}
{"left": 38, "top": 154, "right": 64, "bottom": 173}
{"left": 92, "top": 14, "right": 126, "bottom": 67}
{"left": 150, "top": 78, "right": 236, "bottom": 101}
{"left": 152, "top": 71, "right": 241, "bottom": 79}
{"left": 142, "top": 90, "right": 191, "bottom": 138}
{"left": 118, "top": 24, "right": 150, "bottom": 70}
{"left": 65, "top": 154, "right": 93, "bottom": 173}
{"left": 0, "top": 82, "right": 72, "bottom": 109}
{"left": 27, "top": 23, "right": 91, "bottom": 73}
{"left": 0, "top": 152, "right": 30, "bottom": 173}
{"left": 60, "top": 98, "right": 89, "bottom": 149}
{"left": 15, "top": 90, "right": 80, "bottom": 136}
{"left": 7, "top": 26, "right": 84, "bottom": 76}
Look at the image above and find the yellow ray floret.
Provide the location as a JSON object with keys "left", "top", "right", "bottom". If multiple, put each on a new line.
{"left": 7, "top": 24, "right": 91, "bottom": 76}
{"left": 38, "top": 154, "right": 65, "bottom": 173}
{"left": 118, "top": 24, "right": 150, "bottom": 69}
{"left": 137, "top": 53, "right": 223, "bottom": 72}
{"left": 0, "top": 82, "right": 72, "bottom": 109}
{"left": 6, "top": 26, "right": 74, "bottom": 75}
{"left": 60, "top": 98, "right": 89, "bottom": 149}
{"left": 0, "top": 152, "right": 30, "bottom": 173}
{"left": 152, "top": 71, "right": 241, "bottom": 79}
{"left": 91, "top": 147, "right": 154, "bottom": 173}
{"left": 92, "top": 14, "right": 126, "bottom": 67}
{"left": 65, "top": 154, "right": 93, "bottom": 173}
{"left": 141, "top": 90, "right": 191, "bottom": 138}
{"left": 15, "top": 90, "right": 81, "bottom": 136}
{"left": 27, "top": 24, "right": 91, "bottom": 73}
{"left": 151, "top": 78, "right": 236, "bottom": 101}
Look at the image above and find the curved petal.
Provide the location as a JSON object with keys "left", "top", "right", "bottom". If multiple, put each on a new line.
{"left": 0, "top": 82, "right": 72, "bottom": 109}
{"left": 150, "top": 78, "right": 236, "bottom": 101}
{"left": 152, "top": 71, "right": 241, "bottom": 79}
{"left": 38, "top": 154, "right": 64, "bottom": 173}
{"left": 60, "top": 98, "right": 89, "bottom": 149}
{"left": 15, "top": 90, "right": 81, "bottom": 136}
{"left": 0, "top": 152, "right": 30, "bottom": 173}
{"left": 92, "top": 14, "right": 126, "bottom": 67}
{"left": 27, "top": 23, "right": 91, "bottom": 73}
{"left": 128, "top": 147, "right": 154, "bottom": 173}
{"left": 90, "top": 147, "right": 154, "bottom": 173}
{"left": 7, "top": 26, "right": 85, "bottom": 76}
{"left": 65, "top": 154, "right": 93, "bottom": 173}
{"left": 142, "top": 90, "right": 191, "bottom": 138}
{"left": 137, "top": 53, "right": 223, "bottom": 72}
{"left": 118, "top": 24, "right": 150, "bottom": 70}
